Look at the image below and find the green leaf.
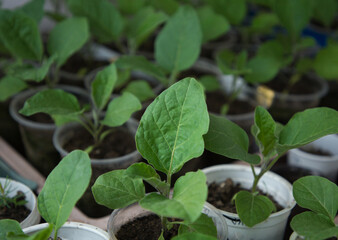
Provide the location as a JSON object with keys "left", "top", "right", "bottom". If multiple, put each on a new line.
{"left": 250, "top": 13, "right": 279, "bottom": 34}
{"left": 204, "top": 114, "right": 261, "bottom": 164}
{"left": 38, "top": 150, "right": 91, "bottom": 232}
{"left": 140, "top": 171, "right": 207, "bottom": 223}
{"left": 116, "top": 55, "right": 167, "bottom": 84}
{"left": 123, "top": 80, "right": 156, "bottom": 102}
{"left": 117, "top": 0, "right": 145, "bottom": 15}
{"left": 47, "top": 17, "right": 89, "bottom": 67}
{"left": 0, "top": 219, "right": 23, "bottom": 240}
{"left": 313, "top": 0, "right": 338, "bottom": 27}
{"left": 101, "top": 92, "right": 141, "bottom": 127}
{"left": 92, "top": 169, "right": 145, "bottom": 209}
{"left": 197, "top": 6, "right": 230, "bottom": 43}
{"left": 91, "top": 64, "right": 117, "bottom": 110}
{"left": 293, "top": 176, "right": 338, "bottom": 221}
{"left": 178, "top": 214, "right": 217, "bottom": 237}
{"left": 67, "top": 0, "right": 123, "bottom": 43}
{"left": 0, "top": 76, "right": 27, "bottom": 102}
{"left": 136, "top": 78, "right": 209, "bottom": 174}
{"left": 278, "top": 108, "right": 338, "bottom": 153}
{"left": 245, "top": 56, "right": 281, "bottom": 83}
{"left": 147, "top": 0, "right": 179, "bottom": 15}
{"left": 254, "top": 106, "right": 277, "bottom": 156}
{"left": 198, "top": 75, "right": 220, "bottom": 92}
{"left": 314, "top": 44, "right": 338, "bottom": 80}
{"left": 126, "top": 163, "right": 169, "bottom": 194}
{"left": 19, "top": 89, "right": 83, "bottom": 117}
{"left": 16, "top": 0, "right": 45, "bottom": 23}
{"left": 126, "top": 7, "right": 167, "bottom": 52}
{"left": 0, "top": 10, "right": 42, "bottom": 60}
{"left": 7, "top": 224, "right": 53, "bottom": 240}
{"left": 172, "top": 232, "right": 218, "bottom": 240}
{"left": 235, "top": 190, "right": 276, "bottom": 227}
{"left": 216, "top": 49, "right": 236, "bottom": 74}
{"left": 206, "top": 0, "right": 247, "bottom": 25}
{"left": 155, "top": 6, "right": 202, "bottom": 72}
{"left": 291, "top": 211, "right": 338, "bottom": 239}
{"left": 274, "top": 0, "right": 314, "bottom": 39}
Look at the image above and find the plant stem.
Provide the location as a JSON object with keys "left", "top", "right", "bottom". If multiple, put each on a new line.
{"left": 168, "top": 70, "right": 178, "bottom": 87}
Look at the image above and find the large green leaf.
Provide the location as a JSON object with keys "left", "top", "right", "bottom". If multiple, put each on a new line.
{"left": 313, "top": 0, "right": 338, "bottom": 27}
{"left": 126, "top": 7, "right": 167, "bottom": 52}
{"left": 126, "top": 163, "right": 169, "bottom": 194}
{"left": 235, "top": 190, "right": 276, "bottom": 227}
{"left": 123, "top": 80, "right": 156, "bottom": 102}
{"left": 67, "top": 0, "right": 123, "bottom": 43}
{"left": 204, "top": 114, "right": 261, "bottom": 164}
{"left": 155, "top": 6, "right": 202, "bottom": 72}
{"left": 140, "top": 171, "right": 207, "bottom": 223}
{"left": 101, "top": 92, "right": 141, "bottom": 127}
{"left": 278, "top": 108, "right": 338, "bottom": 153}
{"left": 245, "top": 55, "right": 281, "bottom": 83}
{"left": 0, "top": 10, "right": 42, "bottom": 60}
{"left": 92, "top": 169, "right": 145, "bottom": 209}
{"left": 47, "top": 17, "right": 89, "bottom": 67}
{"left": 274, "top": 0, "right": 314, "bottom": 39}
{"left": 178, "top": 214, "right": 217, "bottom": 238}
{"left": 38, "top": 150, "right": 91, "bottom": 232}
{"left": 91, "top": 64, "right": 117, "bottom": 110}
{"left": 197, "top": 6, "right": 230, "bottom": 43}
{"left": 0, "top": 76, "right": 28, "bottom": 102}
{"left": 290, "top": 212, "right": 338, "bottom": 240}
{"left": 254, "top": 106, "right": 277, "bottom": 156}
{"left": 172, "top": 233, "right": 217, "bottom": 240}
{"left": 16, "top": 0, "right": 45, "bottom": 23}
{"left": 314, "top": 44, "right": 338, "bottom": 80}
{"left": 136, "top": 78, "right": 209, "bottom": 174}
{"left": 293, "top": 176, "right": 338, "bottom": 221}
{"left": 19, "top": 89, "right": 83, "bottom": 117}
{"left": 0, "top": 219, "right": 23, "bottom": 240}
{"left": 7, "top": 224, "right": 53, "bottom": 240}
{"left": 205, "top": 0, "right": 246, "bottom": 25}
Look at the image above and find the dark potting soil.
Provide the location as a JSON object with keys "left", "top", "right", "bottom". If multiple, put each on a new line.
{"left": 63, "top": 126, "right": 136, "bottom": 159}
{"left": 116, "top": 214, "right": 179, "bottom": 240}
{"left": 299, "top": 147, "right": 333, "bottom": 156}
{"left": 0, "top": 191, "right": 30, "bottom": 222}
{"left": 61, "top": 54, "right": 108, "bottom": 76}
{"left": 207, "top": 178, "right": 284, "bottom": 213}
{"left": 26, "top": 112, "right": 54, "bottom": 124}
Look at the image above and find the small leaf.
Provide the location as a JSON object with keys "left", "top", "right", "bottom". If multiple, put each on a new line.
{"left": 198, "top": 75, "right": 220, "bottom": 92}
{"left": 136, "top": 78, "right": 209, "bottom": 174}
{"left": 0, "top": 10, "right": 42, "bottom": 60}
{"left": 0, "top": 219, "right": 23, "bottom": 240}
{"left": 0, "top": 76, "right": 27, "bottom": 102}
{"left": 155, "top": 6, "right": 202, "bottom": 72}
{"left": 140, "top": 171, "right": 207, "bottom": 223}
{"left": 123, "top": 80, "right": 156, "bottom": 102}
{"left": 293, "top": 176, "right": 338, "bottom": 221}
{"left": 101, "top": 92, "right": 141, "bottom": 127}
{"left": 47, "top": 17, "right": 89, "bottom": 67}
{"left": 178, "top": 214, "right": 217, "bottom": 237}
{"left": 235, "top": 190, "right": 276, "bottom": 227}
{"left": 172, "top": 232, "right": 218, "bottom": 240}
{"left": 92, "top": 169, "right": 145, "bottom": 209}
{"left": 16, "top": 0, "right": 45, "bottom": 23}
{"left": 38, "top": 150, "right": 91, "bottom": 232}
{"left": 19, "top": 89, "right": 83, "bottom": 117}
{"left": 126, "top": 163, "right": 169, "bottom": 194}
{"left": 117, "top": 0, "right": 145, "bottom": 15}
{"left": 7, "top": 224, "right": 53, "bottom": 240}
{"left": 204, "top": 114, "right": 261, "bottom": 164}
{"left": 91, "top": 64, "right": 117, "bottom": 110}
{"left": 148, "top": 0, "right": 179, "bottom": 15}
{"left": 206, "top": 0, "right": 246, "bottom": 25}
{"left": 291, "top": 211, "right": 338, "bottom": 239}
{"left": 250, "top": 12, "right": 279, "bottom": 34}
{"left": 314, "top": 43, "right": 338, "bottom": 80}
{"left": 245, "top": 56, "right": 280, "bottom": 83}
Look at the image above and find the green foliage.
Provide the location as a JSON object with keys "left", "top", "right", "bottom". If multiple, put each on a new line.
{"left": 123, "top": 80, "right": 156, "bottom": 102}
{"left": 205, "top": 106, "right": 338, "bottom": 227}
{"left": 7, "top": 224, "right": 53, "bottom": 240}
{"left": 172, "top": 232, "right": 218, "bottom": 240}
{"left": 0, "top": 219, "right": 23, "bottom": 240}
{"left": 206, "top": 0, "right": 247, "bottom": 25}
{"left": 0, "top": 180, "right": 27, "bottom": 209}
{"left": 0, "top": 76, "right": 28, "bottom": 102}
{"left": 117, "top": 0, "right": 146, "bottom": 15}
{"left": 16, "top": 0, "right": 45, "bottom": 23}
{"left": 312, "top": 0, "right": 338, "bottom": 28}
{"left": 291, "top": 176, "right": 338, "bottom": 239}
{"left": 314, "top": 43, "right": 338, "bottom": 80}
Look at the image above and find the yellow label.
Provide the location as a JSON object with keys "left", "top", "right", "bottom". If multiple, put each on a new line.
{"left": 256, "top": 86, "right": 275, "bottom": 108}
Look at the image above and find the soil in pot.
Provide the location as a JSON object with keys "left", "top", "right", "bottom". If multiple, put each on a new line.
{"left": 0, "top": 191, "right": 30, "bottom": 222}
{"left": 116, "top": 214, "right": 179, "bottom": 240}
{"left": 319, "top": 81, "right": 338, "bottom": 110}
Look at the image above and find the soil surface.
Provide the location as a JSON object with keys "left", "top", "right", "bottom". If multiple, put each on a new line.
{"left": 207, "top": 178, "right": 283, "bottom": 213}
{"left": 61, "top": 54, "right": 108, "bottom": 76}
{"left": 63, "top": 126, "right": 136, "bottom": 159}
{"left": 26, "top": 112, "right": 54, "bottom": 124}
{"left": 116, "top": 214, "right": 179, "bottom": 240}
{"left": 0, "top": 191, "right": 30, "bottom": 222}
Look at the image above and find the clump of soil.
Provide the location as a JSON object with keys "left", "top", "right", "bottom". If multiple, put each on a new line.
{"left": 116, "top": 214, "right": 179, "bottom": 240}
{"left": 299, "top": 147, "right": 333, "bottom": 156}
{"left": 0, "top": 191, "right": 30, "bottom": 222}
{"left": 63, "top": 126, "right": 136, "bottom": 159}
{"left": 207, "top": 178, "right": 283, "bottom": 213}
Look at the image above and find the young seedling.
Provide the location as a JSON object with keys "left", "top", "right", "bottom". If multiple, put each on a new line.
{"left": 0, "top": 150, "right": 92, "bottom": 239}
{"left": 290, "top": 176, "right": 338, "bottom": 239}
{"left": 92, "top": 78, "right": 218, "bottom": 239}
{"left": 0, "top": 179, "right": 27, "bottom": 210}
{"left": 19, "top": 63, "right": 141, "bottom": 154}
{"left": 204, "top": 106, "right": 338, "bottom": 227}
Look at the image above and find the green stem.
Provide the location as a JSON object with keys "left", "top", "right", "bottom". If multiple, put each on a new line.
{"left": 168, "top": 70, "right": 178, "bottom": 87}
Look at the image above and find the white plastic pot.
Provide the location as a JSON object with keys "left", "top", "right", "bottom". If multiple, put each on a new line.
{"left": 107, "top": 201, "right": 228, "bottom": 240}
{"left": 23, "top": 222, "right": 109, "bottom": 240}
{"left": 0, "top": 178, "right": 40, "bottom": 228}
{"left": 289, "top": 231, "right": 304, "bottom": 240}
{"left": 202, "top": 164, "right": 296, "bottom": 240}
{"left": 287, "top": 134, "right": 338, "bottom": 182}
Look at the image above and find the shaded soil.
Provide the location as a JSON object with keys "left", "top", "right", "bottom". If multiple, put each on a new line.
{"left": 116, "top": 214, "right": 179, "bottom": 240}
{"left": 299, "top": 147, "right": 333, "bottom": 156}
{"left": 26, "top": 112, "right": 54, "bottom": 124}
{"left": 0, "top": 191, "right": 30, "bottom": 222}
{"left": 320, "top": 81, "right": 338, "bottom": 110}
{"left": 63, "top": 126, "right": 135, "bottom": 159}
{"left": 207, "top": 178, "right": 284, "bottom": 213}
